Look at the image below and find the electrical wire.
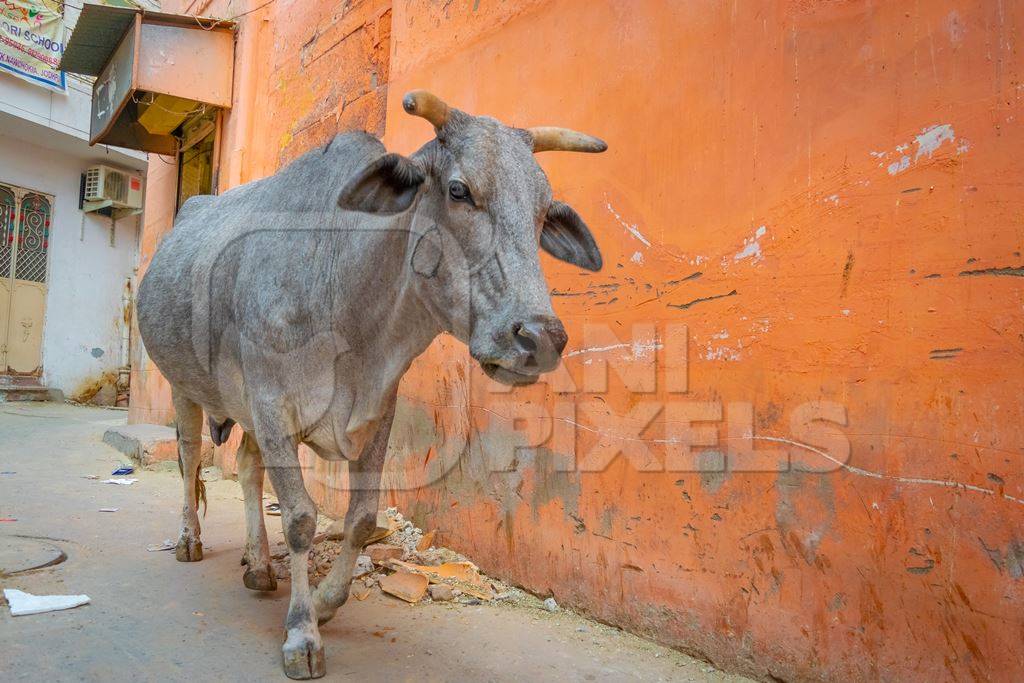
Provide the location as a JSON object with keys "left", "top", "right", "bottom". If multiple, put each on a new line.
{"left": 56, "top": 0, "right": 278, "bottom": 25}
{"left": 131, "top": 91, "right": 208, "bottom": 118}
{"left": 192, "top": 0, "right": 279, "bottom": 29}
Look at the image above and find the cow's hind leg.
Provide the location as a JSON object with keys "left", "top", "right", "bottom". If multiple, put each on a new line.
{"left": 313, "top": 402, "right": 395, "bottom": 624}
{"left": 237, "top": 431, "right": 276, "bottom": 591}
{"left": 259, "top": 430, "right": 325, "bottom": 679}
{"left": 172, "top": 390, "right": 205, "bottom": 562}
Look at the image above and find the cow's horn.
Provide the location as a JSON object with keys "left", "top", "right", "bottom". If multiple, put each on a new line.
{"left": 402, "top": 90, "right": 451, "bottom": 129}
{"left": 528, "top": 127, "right": 608, "bottom": 153}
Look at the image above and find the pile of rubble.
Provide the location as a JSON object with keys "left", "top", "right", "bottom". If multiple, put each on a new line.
{"left": 269, "top": 508, "right": 535, "bottom": 607}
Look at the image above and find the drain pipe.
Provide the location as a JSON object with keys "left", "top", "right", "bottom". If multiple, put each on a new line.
{"left": 116, "top": 276, "right": 133, "bottom": 407}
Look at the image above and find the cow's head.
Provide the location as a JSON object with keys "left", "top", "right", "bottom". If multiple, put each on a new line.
{"left": 338, "top": 90, "right": 605, "bottom": 385}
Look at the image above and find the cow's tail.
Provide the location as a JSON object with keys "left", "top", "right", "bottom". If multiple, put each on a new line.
{"left": 176, "top": 425, "right": 208, "bottom": 518}
{"left": 197, "top": 476, "right": 208, "bottom": 518}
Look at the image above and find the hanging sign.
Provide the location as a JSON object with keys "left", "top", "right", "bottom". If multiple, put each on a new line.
{"left": 0, "top": 0, "right": 66, "bottom": 92}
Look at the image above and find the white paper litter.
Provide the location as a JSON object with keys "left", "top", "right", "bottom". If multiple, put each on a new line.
{"left": 146, "top": 539, "right": 175, "bottom": 552}
{"left": 101, "top": 478, "right": 137, "bottom": 486}
{"left": 3, "top": 589, "right": 90, "bottom": 616}
{"left": 98, "top": 508, "right": 119, "bottom": 512}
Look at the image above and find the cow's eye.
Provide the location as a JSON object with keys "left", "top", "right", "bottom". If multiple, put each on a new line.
{"left": 448, "top": 180, "right": 473, "bottom": 204}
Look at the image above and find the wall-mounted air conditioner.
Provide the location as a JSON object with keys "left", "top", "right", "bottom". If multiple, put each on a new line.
{"left": 84, "top": 165, "right": 144, "bottom": 210}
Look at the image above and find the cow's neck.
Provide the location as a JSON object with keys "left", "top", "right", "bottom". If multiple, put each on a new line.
{"left": 329, "top": 210, "right": 442, "bottom": 445}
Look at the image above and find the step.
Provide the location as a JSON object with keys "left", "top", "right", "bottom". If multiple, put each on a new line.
{"left": 0, "top": 375, "right": 46, "bottom": 387}
{"left": 103, "top": 423, "right": 214, "bottom": 468}
{"left": 0, "top": 385, "right": 65, "bottom": 402}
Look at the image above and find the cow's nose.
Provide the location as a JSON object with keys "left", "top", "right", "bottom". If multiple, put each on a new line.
{"left": 513, "top": 317, "right": 567, "bottom": 372}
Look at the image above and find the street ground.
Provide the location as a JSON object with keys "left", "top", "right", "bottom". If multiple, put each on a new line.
{"left": 0, "top": 403, "right": 749, "bottom": 682}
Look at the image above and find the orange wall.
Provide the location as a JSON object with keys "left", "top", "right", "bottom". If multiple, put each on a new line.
{"left": 132, "top": 1, "right": 1024, "bottom": 680}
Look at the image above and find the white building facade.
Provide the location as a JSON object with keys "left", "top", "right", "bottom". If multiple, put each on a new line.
{"left": 0, "top": 1, "right": 152, "bottom": 403}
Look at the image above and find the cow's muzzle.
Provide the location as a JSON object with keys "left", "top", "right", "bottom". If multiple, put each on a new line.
{"left": 481, "top": 316, "right": 568, "bottom": 385}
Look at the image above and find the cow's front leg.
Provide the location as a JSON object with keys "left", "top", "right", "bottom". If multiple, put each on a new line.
{"left": 259, "top": 431, "right": 325, "bottom": 680}
{"left": 172, "top": 390, "right": 205, "bottom": 562}
{"left": 237, "top": 432, "right": 276, "bottom": 591}
{"left": 313, "top": 401, "right": 395, "bottom": 624}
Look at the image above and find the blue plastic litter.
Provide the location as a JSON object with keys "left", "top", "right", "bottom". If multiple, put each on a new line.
{"left": 111, "top": 466, "right": 135, "bottom": 476}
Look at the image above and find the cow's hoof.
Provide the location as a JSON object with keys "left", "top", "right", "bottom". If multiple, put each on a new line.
{"left": 282, "top": 639, "right": 325, "bottom": 679}
{"left": 243, "top": 565, "right": 277, "bottom": 592}
{"left": 175, "top": 537, "right": 203, "bottom": 562}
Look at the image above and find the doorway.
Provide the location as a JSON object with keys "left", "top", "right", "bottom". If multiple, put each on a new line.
{"left": 176, "top": 110, "right": 218, "bottom": 210}
{"left": 0, "top": 182, "right": 53, "bottom": 376}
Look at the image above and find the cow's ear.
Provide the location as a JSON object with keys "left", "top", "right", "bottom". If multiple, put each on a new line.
{"left": 540, "top": 201, "right": 602, "bottom": 271}
{"left": 337, "top": 153, "right": 425, "bottom": 214}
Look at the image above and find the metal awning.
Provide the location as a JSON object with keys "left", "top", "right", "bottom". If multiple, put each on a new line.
{"left": 59, "top": 3, "right": 235, "bottom": 77}
{"left": 59, "top": 5, "right": 135, "bottom": 76}
{"left": 57, "top": 3, "right": 235, "bottom": 155}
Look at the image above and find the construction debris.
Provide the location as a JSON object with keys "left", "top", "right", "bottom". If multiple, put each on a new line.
{"left": 427, "top": 584, "right": 454, "bottom": 601}
{"left": 350, "top": 581, "right": 372, "bottom": 601}
{"left": 363, "top": 510, "right": 399, "bottom": 544}
{"left": 380, "top": 570, "right": 429, "bottom": 603}
{"left": 416, "top": 530, "right": 436, "bottom": 551}
{"left": 353, "top": 554, "right": 374, "bottom": 577}
{"left": 386, "top": 559, "right": 494, "bottom": 601}
{"left": 267, "top": 507, "right": 540, "bottom": 611}
{"left": 364, "top": 543, "right": 402, "bottom": 564}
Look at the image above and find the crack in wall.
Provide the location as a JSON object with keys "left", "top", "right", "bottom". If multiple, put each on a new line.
{"left": 752, "top": 436, "right": 1024, "bottom": 507}
{"left": 958, "top": 265, "right": 1024, "bottom": 277}
{"left": 668, "top": 289, "right": 739, "bottom": 310}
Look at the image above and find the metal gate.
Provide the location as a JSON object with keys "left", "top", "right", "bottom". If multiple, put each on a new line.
{"left": 0, "top": 183, "right": 53, "bottom": 375}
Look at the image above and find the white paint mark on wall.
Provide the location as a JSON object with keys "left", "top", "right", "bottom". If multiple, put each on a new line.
{"left": 703, "top": 344, "right": 741, "bottom": 361}
{"left": 914, "top": 124, "right": 956, "bottom": 161}
{"left": 824, "top": 194, "right": 840, "bottom": 205}
{"left": 876, "top": 123, "right": 966, "bottom": 176}
{"left": 703, "top": 330, "right": 743, "bottom": 361}
{"left": 630, "top": 339, "right": 663, "bottom": 360}
{"left": 946, "top": 10, "right": 964, "bottom": 44}
{"left": 565, "top": 339, "right": 663, "bottom": 360}
{"left": 606, "top": 201, "right": 650, "bottom": 247}
{"left": 733, "top": 225, "right": 767, "bottom": 263}
{"left": 887, "top": 156, "right": 910, "bottom": 175}
{"left": 565, "top": 342, "right": 630, "bottom": 358}
{"left": 700, "top": 318, "right": 771, "bottom": 362}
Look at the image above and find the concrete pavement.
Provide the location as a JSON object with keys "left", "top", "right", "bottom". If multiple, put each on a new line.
{"left": 0, "top": 403, "right": 748, "bottom": 682}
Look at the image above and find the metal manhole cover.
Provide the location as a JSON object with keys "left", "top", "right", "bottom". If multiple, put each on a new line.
{"left": 0, "top": 536, "right": 67, "bottom": 576}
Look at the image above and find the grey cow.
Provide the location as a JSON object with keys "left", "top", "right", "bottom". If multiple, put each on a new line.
{"left": 137, "top": 91, "right": 605, "bottom": 679}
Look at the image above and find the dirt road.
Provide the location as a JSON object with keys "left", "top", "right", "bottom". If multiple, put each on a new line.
{"left": 0, "top": 403, "right": 749, "bottom": 682}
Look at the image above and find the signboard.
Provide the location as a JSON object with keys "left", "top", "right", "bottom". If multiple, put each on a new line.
{"left": 90, "top": 16, "right": 136, "bottom": 144}
{"left": 0, "top": 0, "right": 66, "bottom": 92}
